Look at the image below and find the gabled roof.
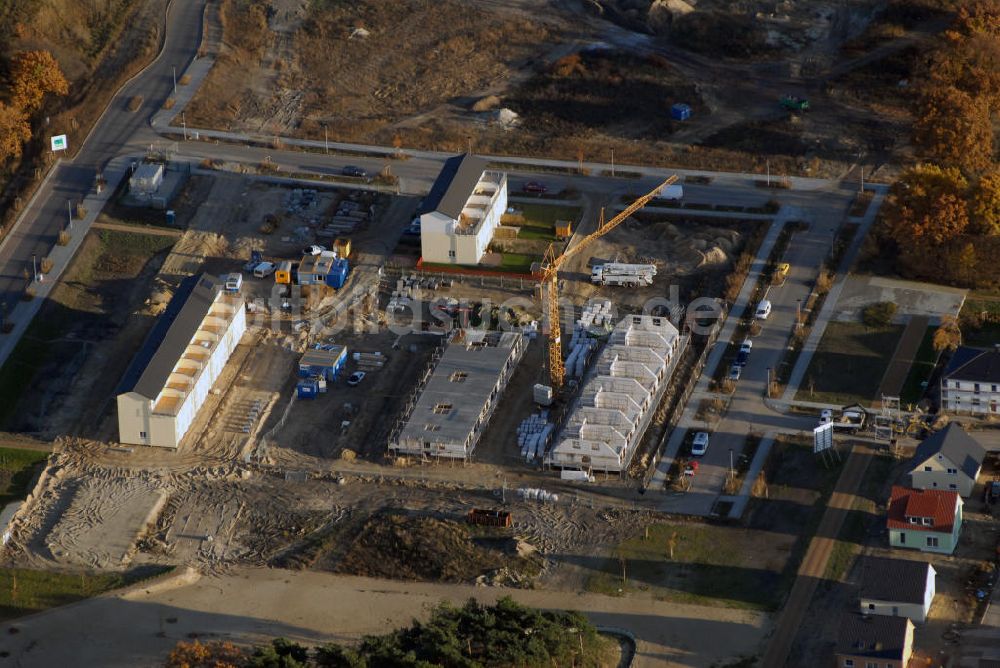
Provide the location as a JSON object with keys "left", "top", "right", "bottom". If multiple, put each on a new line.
{"left": 887, "top": 486, "right": 960, "bottom": 533}
{"left": 118, "top": 274, "right": 222, "bottom": 400}
{"left": 910, "top": 423, "right": 985, "bottom": 479}
{"left": 421, "top": 153, "right": 491, "bottom": 220}
{"left": 859, "top": 557, "right": 934, "bottom": 605}
{"left": 836, "top": 614, "right": 911, "bottom": 659}
{"left": 943, "top": 346, "right": 1000, "bottom": 383}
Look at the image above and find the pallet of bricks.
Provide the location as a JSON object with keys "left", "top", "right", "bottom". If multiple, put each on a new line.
{"left": 318, "top": 199, "right": 370, "bottom": 239}
{"left": 352, "top": 351, "right": 386, "bottom": 370}
{"left": 517, "top": 410, "right": 554, "bottom": 462}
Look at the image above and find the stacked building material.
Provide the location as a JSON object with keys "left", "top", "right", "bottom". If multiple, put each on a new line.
{"left": 517, "top": 410, "right": 554, "bottom": 462}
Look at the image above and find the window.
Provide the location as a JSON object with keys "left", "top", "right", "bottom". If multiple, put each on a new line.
{"left": 450, "top": 371, "right": 467, "bottom": 383}
{"left": 949, "top": 484, "right": 958, "bottom": 490}
{"left": 908, "top": 517, "right": 918, "bottom": 524}
{"left": 867, "top": 603, "right": 875, "bottom": 610}
{"left": 899, "top": 532, "right": 906, "bottom": 544}
{"left": 954, "top": 381, "right": 961, "bottom": 389}
{"left": 843, "top": 661, "right": 854, "bottom": 668}
{"left": 424, "top": 424, "right": 440, "bottom": 432}
{"left": 448, "top": 250, "right": 456, "bottom": 258}
{"left": 927, "top": 536, "right": 939, "bottom": 547}
{"left": 139, "top": 431, "right": 147, "bottom": 439}
{"left": 922, "top": 517, "right": 933, "bottom": 526}
{"left": 433, "top": 403, "right": 453, "bottom": 415}
{"left": 975, "top": 383, "right": 981, "bottom": 393}
{"left": 865, "top": 662, "right": 877, "bottom": 668}
{"left": 947, "top": 468, "right": 957, "bottom": 474}
{"left": 924, "top": 466, "right": 933, "bottom": 472}
{"left": 992, "top": 385, "right": 998, "bottom": 393}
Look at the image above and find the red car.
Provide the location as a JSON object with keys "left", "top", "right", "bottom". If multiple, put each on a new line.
{"left": 522, "top": 181, "right": 548, "bottom": 194}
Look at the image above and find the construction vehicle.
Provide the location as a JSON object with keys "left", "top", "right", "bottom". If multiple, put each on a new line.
{"left": 540, "top": 176, "right": 677, "bottom": 391}
{"left": 467, "top": 508, "right": 513, "bottom": 528}
{"left": 780, "top": 95, "right": 810, "bottom": 112}
{"left": 591, "top": 262, "right": 657, "bottom": 287}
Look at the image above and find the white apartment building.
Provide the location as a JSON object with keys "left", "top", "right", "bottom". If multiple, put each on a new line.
{"left": 548, "top": 315, "right": 682, "bottom": 473}
{"left": 117, "top": 274, "right": 246, "bottom": 448}
{"left": 940, "top": 346, "right": 1000, "bottom": 415}
{"left": 420, "top": 153, "right": 507, "bottom": 265}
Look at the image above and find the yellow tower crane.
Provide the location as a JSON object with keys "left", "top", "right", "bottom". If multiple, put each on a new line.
{"left": 540, "top": 175, "right": 678, "bottom": 391}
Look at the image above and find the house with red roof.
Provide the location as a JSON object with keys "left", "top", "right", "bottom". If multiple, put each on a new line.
{"left": 887, "top": 486, "right": 963, "bottom": 555}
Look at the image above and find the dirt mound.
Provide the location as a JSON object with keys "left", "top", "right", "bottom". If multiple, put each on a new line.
{"left": 471, "top": 95, "right": 501, "bottom": 112}
{"left": 334, "top": 511, "right": 541, "bottom": 584}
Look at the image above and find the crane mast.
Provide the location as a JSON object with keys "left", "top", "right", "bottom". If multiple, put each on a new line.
{"left": 541, "top": 175, "right": 678, "bottom": 391}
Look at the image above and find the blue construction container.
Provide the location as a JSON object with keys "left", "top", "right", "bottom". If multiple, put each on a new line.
{"left": 297, "top": 377, "right": 320, "bottom": 399}
{"left": 325, "top": 258, "right": 349, "bottom": 289}
{"left": 671, "top": 103, "right": 692, "bottom": 121}
{"left": 298, "top": 345, "right": 348, "bottom": 380}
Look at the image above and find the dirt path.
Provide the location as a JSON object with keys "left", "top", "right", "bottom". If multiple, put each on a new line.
{"left": 4, "top": 567, "right": 769, "bottom": 667}
{"left": 760, "top": 442, "right": 873, "bottom": 668}
{"left": 90, "top": 221, "right": 184, "bottom": 237}
{"left": 876, "top": 314, "right": 929, "bottom": 400}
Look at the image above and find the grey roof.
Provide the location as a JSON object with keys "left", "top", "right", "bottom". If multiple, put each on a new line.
{"left": 836, "top": 614, "right": 910, "bottom": 659}
{"left": 421, "top": 153, "right": 490, "bottom": 220}
{"left": 121, "top": 274, "right": 222, "bottom": 400}
{"left": 859, "top": 557, "right": 933, "bottom": 605}
{"left": 396, "top": 331, "right": 521, "bottom": 450}
{"left": 911, "top": 422, "right": 985, "bottom": 479}
{"left": 944, "top": 346, "right": 1000, "bottom": 384}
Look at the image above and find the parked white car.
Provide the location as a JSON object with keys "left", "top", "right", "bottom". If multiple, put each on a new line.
{"left": 755, "top": 300, "right": 772, "bottom": 320}
{"left": 253, "top": 261, "right": 276, "bottom": 278}
{"left": 691, "top": 431, "right": 710, "bottom": 457}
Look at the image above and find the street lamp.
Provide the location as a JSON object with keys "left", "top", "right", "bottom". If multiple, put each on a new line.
{"left": 729, "top": 448, "right": 734, "bottom": 480}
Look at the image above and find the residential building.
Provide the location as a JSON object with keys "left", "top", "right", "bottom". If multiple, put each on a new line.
{"left": 940, "top": 346, "right": 1000, "bottom": 415}
{"left": 547, "top": 315, "right": 683, "bottom": 473}
{"left": 835, "top": 614, "right": 914, "bottom": 668}
{"left": 887, "top": 486, "right": 963, "bottom": 555}
{"left": 908, "top": 423, "right": 985, "bottom": 497}
{"left": 859, "top": 557, "right": 936, "bottom": 623}
{"left": 116, "top": 274, "right": 247, "bottom": 448}
{"left": 420, "top": 153, "right": 508, "bottom": 265}
{"left": 389, "top": 330, "right": 525, "bottom": 460}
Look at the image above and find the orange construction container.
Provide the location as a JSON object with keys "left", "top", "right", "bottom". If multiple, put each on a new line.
{"left": 555, "top": 220, "right": 573, "bottom": 239}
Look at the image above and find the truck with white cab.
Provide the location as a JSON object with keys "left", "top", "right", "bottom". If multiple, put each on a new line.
{"left": 591, "top": 262, "right": 657, "bottom": 287}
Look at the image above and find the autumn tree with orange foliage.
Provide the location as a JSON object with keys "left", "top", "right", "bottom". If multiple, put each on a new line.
{"left": 165, "top": 640, "right": 246, "bottom": 668}
{"left": 882, "top": 164, "right": 969, "bottom": 247}
{"left": 0, "top": 103, "right": 31, "bottom": 163}
{"left": 9, "top": 50, "right": 69, "bottom": 112}
{"left": 969, "top": 167, "right": 1000, "bottom": 235}
{"left": 913, "top": 86, "right": 993, "bottom": 173}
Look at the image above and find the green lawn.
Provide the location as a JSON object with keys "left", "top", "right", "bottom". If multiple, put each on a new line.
{"left": 499, "top": 253, "right": 541, "bottom": 273}
{"left": 0, "top": 447, "right": 48, "bottom": 506}
{"left": 586, "top": 523, "right": 792, "bottom": 610}
{"left": 899, "top": 327, "right": 938, "bottom": 406}
{"left": 795, "top": 322, "right": 904, "bottom": 406}
{"left": 0, "top": 566, "right": 172, "bottom": 622}
{"left": 517, "top": 203, "right": 581, "bottom": 227}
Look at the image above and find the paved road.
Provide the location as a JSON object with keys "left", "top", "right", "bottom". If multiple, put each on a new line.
{"left": 760, "top": 442, "right": 873, "bottom": 667}
{"left": 0, "top": 0, "right": 208, "bottom": 313}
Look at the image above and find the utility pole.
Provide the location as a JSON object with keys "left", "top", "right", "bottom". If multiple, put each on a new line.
{"left": 172, "top": 66, "right": 177, "bottom": 94}
{"left": 766, "top": 367, "right": 772, "bottom": 398}
{"left": 182, "top": 112, "right": 187, "bottom": 140}
{"left": 67, "top": 200, "right": 73, "bottom": 230}
{"left": 324, "top": 126, "right": 329, "bottom": 154}
{"left": 766, "top": 160, "right": 770, "bottom": 187}
{"left": 796, "top": 299, "right": 802, "bottom": 330}
{"left": 860, "top": 167, "right": 865, "bottom": 193}
{"left": 32, "top": 254, "right": 37, "bottom": 282}
{"left": 729, "top": 448, "right": 734, "bottom": 481}
{"left": 611, "top": 148, "right": 615, "bottom": 178}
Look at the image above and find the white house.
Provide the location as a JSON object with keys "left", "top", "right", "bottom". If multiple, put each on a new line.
{"left": 940, "top": 346, "right": 1000, "bottom": 415}
{"left": 116, "top": 274, "right": 246, "bottom": 448}
{"left": 859, "top": 557, "right": 936, "bottom": 623}
{"left": 420, "top": 154, "right": 507, "bottom": 266}
{"left": 908, "top": 423, "right": 985, "bottom": 498}
{"left": 548, "top": 315, "right": 681, "bottom": 473}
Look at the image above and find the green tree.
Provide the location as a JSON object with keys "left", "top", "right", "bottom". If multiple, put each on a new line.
{"left": 249, "top": 638, "right": 309, "bottom": 668}
{"left": 970, "top": 167, "right": 1000, "bottom": 235}
{"left": 315, "top": 644, "right": 368, "bottom": 668}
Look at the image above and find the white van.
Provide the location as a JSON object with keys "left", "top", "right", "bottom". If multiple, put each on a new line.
{"left": 755, "top": 300, "right": 772, "bottom": 320}
{"left": 224, "top": 273, "right": 243, "bottom": 292}
{"left": 253, "top": 261, "right": 276, "bottom": 278}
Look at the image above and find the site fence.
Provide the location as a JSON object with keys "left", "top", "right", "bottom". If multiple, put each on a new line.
{"left": 383, "top": 264, "right": 537, "bottom": 293}
{"left": 640, "top": 302, "right": 728, "bottom": 491}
